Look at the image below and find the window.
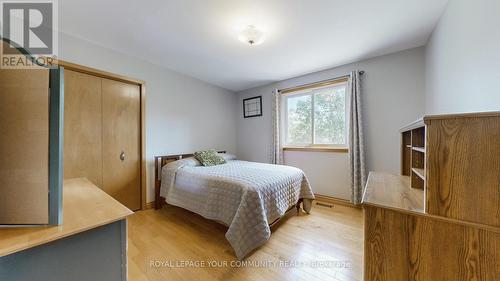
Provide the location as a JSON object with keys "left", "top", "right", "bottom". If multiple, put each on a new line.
{"left": 283, "top": 81, "right": 348, "bottom": 148}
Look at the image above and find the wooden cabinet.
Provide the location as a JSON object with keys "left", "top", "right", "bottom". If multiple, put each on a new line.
{"left": 364, "top": 205, "right": 500, "bottom": 281}
{"left": 0, "top": 39, "right": 63, "bottom": 225}
{"left": 363, "top": 112, "right": 500, "bottom": 281}
{"left": 63, "top": 67, "right": 143, "bottom": 211}
{"left": 0, "top": 68, "right": 50, "bottom": 224}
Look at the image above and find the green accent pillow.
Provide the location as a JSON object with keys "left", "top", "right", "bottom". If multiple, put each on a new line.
{"left": 193, "top": 149, "right": 226, "bottom": 166}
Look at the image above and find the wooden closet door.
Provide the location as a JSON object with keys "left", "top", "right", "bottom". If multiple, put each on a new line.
{"left": 102, "top": 79, "right": 141, "bottom": 211}
{"left": 63, "top": 70, "right": 103, "bottom": 187}
{"left": 0, "top": 67, "right": 49, "bottom": 224}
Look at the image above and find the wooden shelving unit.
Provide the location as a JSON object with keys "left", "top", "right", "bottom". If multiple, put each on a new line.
{"left": 412, "top": 167, "right": 425, "bottom": 178}
{"left": 364, "top": 112, "right": 500, "bottom": 281}
{"left": 400, "top": 119, "right": 426, "bottom": 190}
{"left": 412, "top": 147, "right": 425, "bottom": 153}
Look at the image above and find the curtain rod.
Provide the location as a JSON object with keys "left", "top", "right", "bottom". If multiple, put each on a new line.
{"left": 278, "top": 70, "right": 365, "bottom": 93}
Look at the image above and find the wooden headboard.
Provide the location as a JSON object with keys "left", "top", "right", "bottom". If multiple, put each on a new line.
{"left": 154, "top": 151, "right": 226, "bottom": 210}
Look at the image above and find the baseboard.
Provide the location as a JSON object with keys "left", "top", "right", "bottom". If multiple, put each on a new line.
{"left": 144, "top": 201, "right": 155, "bottom": 210}
{"left": 314, "top": 194, "right": 360, "bottom": 209}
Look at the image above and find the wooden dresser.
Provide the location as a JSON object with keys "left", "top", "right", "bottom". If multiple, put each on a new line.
{"left": 362, "top": 112, "right": 500, "bottom": 281}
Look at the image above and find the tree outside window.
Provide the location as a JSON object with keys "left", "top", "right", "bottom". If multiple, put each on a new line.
{"left": 284, "top": 83, "right": 348, "bottom": 147}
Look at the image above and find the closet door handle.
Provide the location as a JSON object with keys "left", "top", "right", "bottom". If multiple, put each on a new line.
{"left": 120, "top": 151, "right": 125, "bottom": 161}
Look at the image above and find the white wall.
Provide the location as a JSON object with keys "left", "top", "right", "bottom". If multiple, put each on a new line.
{"left": 284, "top": 151, "right": 350, "bottom": 199}
{"left": 236, "top": 47, "right": 425, "bottom": 199}
{"left": 425, "top": 0, "right": 500, "bottom": 114}
{"left": 59, "top": 32, "right": 237, "bottom": 203}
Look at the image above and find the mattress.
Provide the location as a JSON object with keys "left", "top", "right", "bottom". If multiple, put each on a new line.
{"left": 160, "top": 159, "right": 315, "bottom": 259}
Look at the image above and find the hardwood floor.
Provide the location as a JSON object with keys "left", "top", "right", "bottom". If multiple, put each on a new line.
{"left": 127, "top": 202, "right": 363, "bottom": 281}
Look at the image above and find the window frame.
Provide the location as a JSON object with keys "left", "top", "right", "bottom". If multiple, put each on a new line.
{"left": 281, "top": 80, "right": 349, "bottom": 151}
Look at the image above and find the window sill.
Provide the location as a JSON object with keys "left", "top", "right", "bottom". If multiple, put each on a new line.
{"left": 283, "top": 147, "right": 349, "bottom": 153}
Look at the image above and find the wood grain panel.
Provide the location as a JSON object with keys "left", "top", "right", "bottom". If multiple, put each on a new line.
{"left": 102, "top": 79, "right": 141, "bottom": 211}
{"left": 426, "top": 116, "right": 500, "bottom": 227}
{"left": 362, "top": 172, "right": 424, "bottom": 213}
{"left": 411, "top": 127, "right": 425, "bottom": 148}
{"left": 364, "top": 206, "right": 500, "bottom": 281}
{"left": 0, "top": 61, "right": 49, "bottom": 224}
{"left": 63, "top": 69, "right": 103, "bottom": 187}
{"left": 0, "top": 67, "right": 49, "bottom": 224}
{"left": 401, "top": 131, "right": 412, "bottom": 176}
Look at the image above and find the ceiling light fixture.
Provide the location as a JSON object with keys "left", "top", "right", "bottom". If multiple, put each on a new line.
{"left": 238, "top": 25, "right": 264, "bottom": 46}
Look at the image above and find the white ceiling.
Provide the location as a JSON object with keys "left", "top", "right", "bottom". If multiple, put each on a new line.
{"left": 59, "top": 0, "right": 448, "bottom": 92}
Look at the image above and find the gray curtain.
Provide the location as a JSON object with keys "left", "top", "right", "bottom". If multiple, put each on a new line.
{"left": 271, "top": 89, "right": 283, "bottom": 164}
{"left": 348, "top": 71, "right": 367, "bottom": 204}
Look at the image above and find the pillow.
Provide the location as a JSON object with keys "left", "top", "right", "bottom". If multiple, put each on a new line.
{"left": 194, "top": 149, "right": 226, "bottom": 166}
{"left": 219, "top": 153, "right": 237, "bottom": 161}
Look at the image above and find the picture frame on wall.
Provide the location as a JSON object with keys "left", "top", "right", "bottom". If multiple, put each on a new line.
{"left": 243, "top": 96, "right": 262, "bottom": 118}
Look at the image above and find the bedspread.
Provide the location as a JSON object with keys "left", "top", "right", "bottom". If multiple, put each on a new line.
{"left": 160, "top": 159, "right": 315, "bottom": 259}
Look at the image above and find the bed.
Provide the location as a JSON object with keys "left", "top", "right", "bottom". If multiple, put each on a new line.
{"left": 154, "top": 152, "right": 315, "bottom": 259}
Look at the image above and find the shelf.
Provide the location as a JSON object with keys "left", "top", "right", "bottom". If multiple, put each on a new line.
{"left": 412, "top": 168, "right": 425, "bottom": 180}
{"left": 412, "top": 146, "right": 425, "bottom": 153}
{"left": 401, "top": 119, "right": 426, "bottom": 190}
